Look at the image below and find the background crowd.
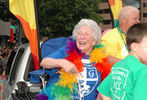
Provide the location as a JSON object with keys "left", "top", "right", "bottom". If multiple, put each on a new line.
{"left": 0, "top": 43, "right": 18, "bottom": 75}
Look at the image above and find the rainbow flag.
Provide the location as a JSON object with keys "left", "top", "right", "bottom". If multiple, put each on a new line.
{"left": 108, "top": 0, "right": 122, "bottom": 28}
{"left": 9, "top": 0, "right": 40, "bottom": 70}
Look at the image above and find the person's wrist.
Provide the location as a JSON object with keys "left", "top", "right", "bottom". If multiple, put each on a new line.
{"left": 57, "top": 59, "right": 64, "bottom": 68}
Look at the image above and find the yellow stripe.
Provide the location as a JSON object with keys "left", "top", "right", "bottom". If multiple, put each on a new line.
{"left": 110, "top": 0, "right": 122, "bottom": 20}
{"left": 9, "top": 0, "right": 36, "bottom": 29}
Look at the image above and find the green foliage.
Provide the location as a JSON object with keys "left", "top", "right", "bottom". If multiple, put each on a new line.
{"left": 0, "top": 0, "right": 15, "bottom": 22}
{"left": 37, "top": 0, "right": 102, "bottom": 39}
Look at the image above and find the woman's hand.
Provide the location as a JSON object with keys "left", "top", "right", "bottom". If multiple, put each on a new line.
{"left": 59, "top": 59, "right": 78, "bottom": 74}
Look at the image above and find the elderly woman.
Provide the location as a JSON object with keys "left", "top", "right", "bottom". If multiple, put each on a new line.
{"left": 40, "top": 19, "right": 111, "bottom": 100}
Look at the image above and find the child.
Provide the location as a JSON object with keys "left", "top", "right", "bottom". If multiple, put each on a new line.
{"left": 97, "top": 23, "right": 147, "bottom": 100}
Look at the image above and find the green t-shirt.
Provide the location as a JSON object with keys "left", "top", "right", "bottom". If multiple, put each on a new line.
{"left": 97, "top": 55, "right": 147, "bottom": 100}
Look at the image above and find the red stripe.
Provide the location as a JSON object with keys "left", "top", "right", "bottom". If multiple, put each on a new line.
{"left": 10, "top": 22, "right": 14, "bottom": 43}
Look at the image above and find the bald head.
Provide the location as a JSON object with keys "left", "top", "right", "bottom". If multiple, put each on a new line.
{"left": 119, "top": 6, "right": 139, "bottom": 24}
{"left": 118, "top": 6, "right": 140, "bottom": 33}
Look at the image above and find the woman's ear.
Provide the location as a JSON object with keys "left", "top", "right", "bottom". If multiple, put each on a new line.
{"left": 130, "top": 43, "right": 138, "bottom": 51}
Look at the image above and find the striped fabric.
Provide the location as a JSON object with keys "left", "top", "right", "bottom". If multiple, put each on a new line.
{"left": 9, "top": 0, "right": 40, "bottom": 70}
{"left": 108, "top": 0, "right": 122, "bottom": 27}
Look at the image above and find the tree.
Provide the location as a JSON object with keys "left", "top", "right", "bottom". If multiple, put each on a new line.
{"left": 0, "top": 0, "right": 15, "bottom": 22}
{"left": 37, "top": 0, "right": 102, "bottom": 39}
{"left": 0, "top": 0, "right": 103, "bottom": 39}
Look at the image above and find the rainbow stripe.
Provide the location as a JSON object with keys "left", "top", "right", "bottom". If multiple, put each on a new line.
{"left": 108, "top": 0, "right": 122, "bottom": 27}
{"left": 9, "top": 0, "right": 40, "bottom": 70}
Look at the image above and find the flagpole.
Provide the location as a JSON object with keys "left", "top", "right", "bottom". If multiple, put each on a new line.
{"left": 34, "top": 0, "right": 42, "bottom": 67}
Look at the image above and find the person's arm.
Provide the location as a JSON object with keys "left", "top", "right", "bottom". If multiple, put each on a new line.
{"left": 107, "top": 55, "right": 121, "bottom": 64}
{"left": 142, "top": 61, "right": 147, "bottom": 65}
{"left": 97, "top": 74, "right": 112, "bottom": 99}
{"left": 40, "top": 58, "right": 78, "bottom": 74}
{"left": 40, "top": 46, "right": 78, "bottom": 74}
{"left": 97, "top": 93, "right": 112, "bottom": 100}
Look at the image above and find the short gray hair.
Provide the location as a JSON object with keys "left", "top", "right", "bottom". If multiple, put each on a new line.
{"left": 119, "top": 6, "right": 139, "bottom": 24}
{"left": 72, "top": 19, "right": 102, "bottom": 44}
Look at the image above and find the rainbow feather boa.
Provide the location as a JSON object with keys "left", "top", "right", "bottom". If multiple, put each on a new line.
{"left": 51, "top": 37, "right": 113, "bottom": 100}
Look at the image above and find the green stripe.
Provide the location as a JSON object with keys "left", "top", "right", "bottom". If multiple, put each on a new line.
{"left": 117, "top": 27, "right": 129, "bottom": 53}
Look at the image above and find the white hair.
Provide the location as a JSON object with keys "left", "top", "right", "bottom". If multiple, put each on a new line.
{"left": 72, "top": 19, "right": 102, "bottom": 44}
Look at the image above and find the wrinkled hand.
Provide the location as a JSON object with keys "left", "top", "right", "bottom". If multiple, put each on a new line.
{"left": 59, "top": 59, "right": 78, "bottom": 74}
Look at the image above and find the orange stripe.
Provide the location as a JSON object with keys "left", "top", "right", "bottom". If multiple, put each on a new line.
{"left": 30, "top": 30, "right": 39, "bottom": 70}
{"left": 15, "top": 15, "right": 39, "bottom": 70}
{"left": 108, "top": 0, "right": 115, "bottom": 6}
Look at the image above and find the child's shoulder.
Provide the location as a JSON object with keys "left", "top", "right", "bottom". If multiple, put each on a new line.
{"left": 114, "top": 55, "right": 147, "bottom": 72}
{"left": 112, "top": 55, "right": 138, "bottom": 69}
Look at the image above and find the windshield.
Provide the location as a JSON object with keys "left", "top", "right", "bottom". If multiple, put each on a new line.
{"left": 9, "top": 48, "right": 24, "bottom": 85}
{"left": 5, "top": 49, "right": 16, "bottom": 77}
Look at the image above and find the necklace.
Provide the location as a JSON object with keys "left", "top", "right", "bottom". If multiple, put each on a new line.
{"left": 117, "top": 27, "right": 129, "bottom": 53}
